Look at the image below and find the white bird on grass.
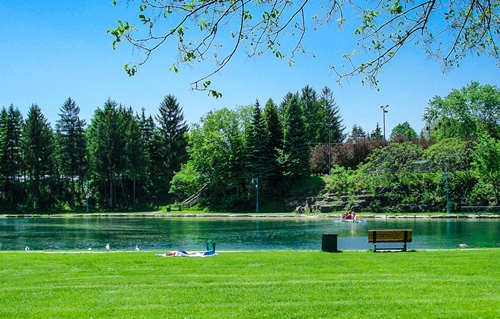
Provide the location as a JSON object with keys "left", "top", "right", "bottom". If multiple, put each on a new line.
{"left": 459, "top": 243, "right": 470, "bottom": 248}
{"left": 24, "top": 246, "right": 30, "bottom": 251}
{"left": 135, "top": 245, "right": 140, "bottom": 251}
{"left": 105, "top": 243, "right": 110, "bottom": 251}
{"left": 88, "top": 248, "right": 92, "bottom": 251}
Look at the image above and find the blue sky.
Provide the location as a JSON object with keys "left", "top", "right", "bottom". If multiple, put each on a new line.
{"left": 1, "top": 1, "right": 498, "bottom": 136}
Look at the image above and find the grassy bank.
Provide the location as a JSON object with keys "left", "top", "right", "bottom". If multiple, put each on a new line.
{"left": 1, "top": 249, "right": 499, "bottom": 318}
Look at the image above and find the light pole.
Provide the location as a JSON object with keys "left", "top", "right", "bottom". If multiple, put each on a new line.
{"left": 380, "top": 105, "right": 389, "bottom": 143}
{"left": 251, "top": 177, "right": 259, "bottom": 213}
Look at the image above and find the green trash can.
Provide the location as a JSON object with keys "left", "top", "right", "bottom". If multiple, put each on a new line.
{"left": 322, "top": 233, "right": 338, "bottom": 252}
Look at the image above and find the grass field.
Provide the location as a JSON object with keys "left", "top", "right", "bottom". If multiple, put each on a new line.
{"left": 0, "top": 249, "right": 499, "bottom": 318}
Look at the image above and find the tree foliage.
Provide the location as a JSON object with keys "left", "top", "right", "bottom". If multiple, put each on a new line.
{"left": 282, "top": 94, "right": 310, "bottom": 179}
{"left": 425, "top": 138, "right": 471, "bottom": 172}
{"left": 472, "top": 135, "right": 500, "bottom": 203}
{"left": 55, "top": 98, "right": 88, "bottom": 205}
{"left": 424, "top": 82, "right": 500, "bottom": 140}
{"left": 245, "top": 101, "right": 273, "bottom": 188}
{"left": 0, "top": 106, "right": 24, "bottom": 206}
{"left": 109, "top": 1, "right": 499, "bottom": 93}
{"left": 390, "top": 121, "right": 417, "bottom": 141}
{"left": 22, "top": 105, "right": 55, "bottom": 209}
{"left": 154, "top": 95, "right": 189, "bottom": 198}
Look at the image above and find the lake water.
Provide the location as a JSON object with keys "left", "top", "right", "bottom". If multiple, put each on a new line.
{"left": 0, "top": 217, "right": 498, "bottom": 251}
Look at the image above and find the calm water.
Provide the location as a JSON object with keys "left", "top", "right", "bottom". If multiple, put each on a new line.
{"left": 0, "top": 217, "right": 498, "bottom": 251}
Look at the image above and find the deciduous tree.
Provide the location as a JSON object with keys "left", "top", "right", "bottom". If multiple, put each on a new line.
{"left": 109, "top": 1, "right": 499, "bottom": 93}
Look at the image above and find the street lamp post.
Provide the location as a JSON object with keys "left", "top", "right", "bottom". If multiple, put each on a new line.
{"left": 252, "top": 177, "right": 259, "bottom": 213}
{"left": 380, "top": 105, "right": 389, "bottom": 143}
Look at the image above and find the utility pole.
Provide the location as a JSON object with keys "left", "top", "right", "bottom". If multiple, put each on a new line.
{"left": 380, "top": 105, "right": 389, "bottom": 143}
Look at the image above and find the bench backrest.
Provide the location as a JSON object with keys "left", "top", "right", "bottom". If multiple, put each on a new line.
{"left": 368, "top": 229, "right": 412, "bottom": 243}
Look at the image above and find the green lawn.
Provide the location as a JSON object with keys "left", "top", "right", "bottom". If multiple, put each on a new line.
{"left": 1, "top": 249, "right": 499, "bottom": 318}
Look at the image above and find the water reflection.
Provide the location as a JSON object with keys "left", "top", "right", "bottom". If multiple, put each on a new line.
{"left": 0, "top": 217, "right": 498, "bottom": 250}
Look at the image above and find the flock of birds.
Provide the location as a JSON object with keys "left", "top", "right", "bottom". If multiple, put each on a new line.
{"left": 24, "top": 244, "right": 142, "bottom": 251}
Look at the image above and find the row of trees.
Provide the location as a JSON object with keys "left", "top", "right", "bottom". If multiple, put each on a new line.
{"left": 171, "top": 85, "right": 345, "bottom": 209}
{"left": 321, "top": 82, "right": 500, "bottom": 208}
{"left": 0, "top": 96, "right": 188, "bottom": 210}
{"left": 0, "top": 84, "right": 345, "bottom": 211}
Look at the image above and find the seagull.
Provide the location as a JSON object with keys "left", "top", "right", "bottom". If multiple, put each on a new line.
{"left": 135, "top": 245, "right": 140, "bottom": 251}
{"left": 459, "top": 243, "right": 469, "bottom": 248}
{"left": 88, "top": 248, "right": 92, "bottom": 251}
{"left": 24, "top": 246, "right": 30, "bottom": 251}
{"left": 105, "top": 243, "right": 110, "bottom": 251}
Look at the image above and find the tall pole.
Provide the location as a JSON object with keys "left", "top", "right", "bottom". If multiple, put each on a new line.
{"left": 380, "top": 105, "right": 389, "bottom": 143}
{"left": 252, "top": 177, "right": 259, "bottom": 213}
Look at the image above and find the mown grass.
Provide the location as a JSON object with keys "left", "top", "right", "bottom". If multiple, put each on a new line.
{"left": 1, "top": 249, "right": 499, "bottom": 318}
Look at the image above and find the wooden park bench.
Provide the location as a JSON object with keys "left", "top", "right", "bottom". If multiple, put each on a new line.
{"left": 368, "top": 229, "right": 412, "bottom": 252}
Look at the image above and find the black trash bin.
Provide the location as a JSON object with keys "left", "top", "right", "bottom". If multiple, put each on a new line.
{"left": 322, "top": 233, "right": 338, "bottom": 252}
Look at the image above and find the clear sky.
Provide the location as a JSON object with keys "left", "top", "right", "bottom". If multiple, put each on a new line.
{"left": 1, "top": 1, "right": 498, "bottom": 136}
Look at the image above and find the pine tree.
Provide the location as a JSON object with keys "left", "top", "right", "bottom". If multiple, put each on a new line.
{"left": 0, "top": 108, "right": 8, "bottom": 205}
{"left": 351, "top": 125, "right": 366, "bottom": 140}
{"left": 3, "top": 106, "right": 24, "bottom": 206}
{"left": 155, "top": 95, "right": 189, "bottom": 199}
{"left": 300, "top": 85, "right": 323, "bottom": 144}
{"left": 125, "top": 109, "right": 149, "bottom": 205}
{"left": 245, "top": 101, "right": 272, "bottom": 189}
{"left": 370, "top": 122, "right": 383, "bottom": 139}
{"left": 282, "top": 94, "right": 310, "bottom": 180}
{"left": 320, "top": 87, "right": 345, "bottom": 144}
{"left": 263, "top": 99, "right": 283, "bottom": 188}
{"left": 278, "top": 92, "right": 294, "bottom": 124}
{"left": 23, "top": 105, "right": 55, "bottom": 209}
{"left": 87, "top": 99, "right": 127, "bottom": 209}
{"left": 55, "top": 97, "right": 88, "bottom": 206}
{"left": 139, "top": 108, "right": 156, "bottom": 145}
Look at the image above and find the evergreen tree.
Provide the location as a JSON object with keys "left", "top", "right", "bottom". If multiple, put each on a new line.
{"left": 3, "top": 106, "right": 24, "bottom": 206}
{"left": 155, "top": 95, "right": 189, "bottom": 199}
{"left": 278, "top": 92, "right": 294, "bottom": 124}
{"left": 139, "top": 108, "right": 156, "bottom": 145}
{"left": 263, "top": 98, "right": 283, "bottom": 188}
{"left": 125, "top": 109, "right": 149, "bottom": 205}
{"left": 319, "top": 87, "right": 345, "bottom": 144}
{"left": 350, "top": 125, "right": 366, "bottom": 140}
{"left": 87, "top": 99, "right": 127, "bottom": 209}
{"left": 245, "top": 101, "right": 272, "bottom": 189}
{"left": 282, "top": 94, "right": 310, "bottom": 179}
{"left": 22, "top": 105, "right": 55, "bottom": 209}
{"left": 300, "top": 85, "right": 323, "bottom": 144}
{"left": 370, "top": 122, "right": 383, "bottom": 139}
{"left": 264, "top": 99, "right": 283, "bottom": 152}
{"left": 55, "top": 97, "right": 88, "bottom": 206}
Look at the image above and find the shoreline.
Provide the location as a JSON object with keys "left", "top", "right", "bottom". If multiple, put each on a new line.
{"left": 1, "top": 212, "right": 499, "bottom": 219}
